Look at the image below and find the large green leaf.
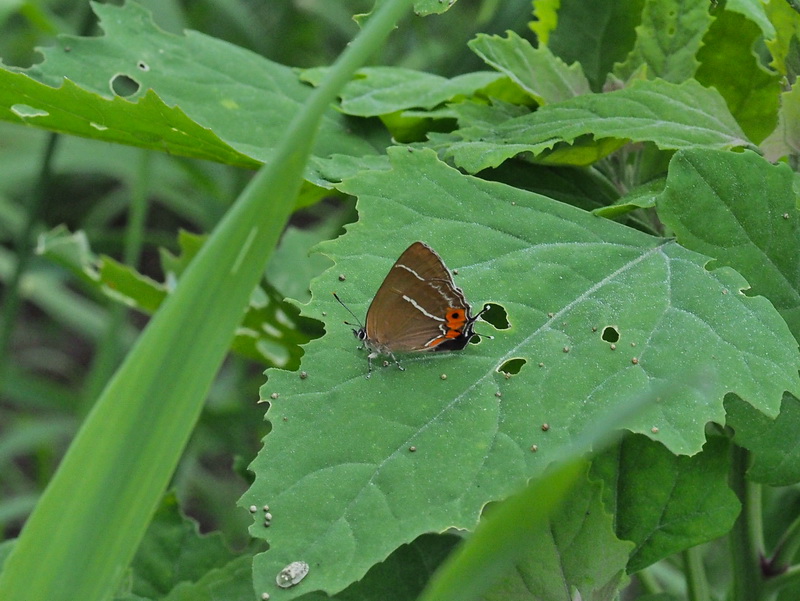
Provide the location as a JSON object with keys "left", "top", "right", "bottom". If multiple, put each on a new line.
{"left": 241, "top": 148, "right": 799, "bottom": 600}
{"left": 0, "top": 73, "right": 258, "bottom": 167}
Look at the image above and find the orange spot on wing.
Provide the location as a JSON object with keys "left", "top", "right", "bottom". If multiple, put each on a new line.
{"left": 445, "top": 308, "right": 467, "bottom": 330}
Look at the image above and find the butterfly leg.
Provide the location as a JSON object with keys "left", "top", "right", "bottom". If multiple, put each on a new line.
{"left": 385, "top": 353, "right": 405, "bottom": 372}
{"left": 365, "top": 351, "right": 378, "bottom": 378}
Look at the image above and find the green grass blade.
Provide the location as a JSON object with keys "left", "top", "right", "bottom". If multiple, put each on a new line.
{"left": 0, "top": 2, "right": 413, "bottom": 600}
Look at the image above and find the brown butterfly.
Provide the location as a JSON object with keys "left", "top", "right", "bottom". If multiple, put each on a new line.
{"left": 335, "top": 241, "right": 488, "bottom": 377}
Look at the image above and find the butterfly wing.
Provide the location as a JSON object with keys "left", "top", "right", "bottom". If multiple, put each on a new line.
{"left": 365, "top": 242, "right": 473, "bottom": 353}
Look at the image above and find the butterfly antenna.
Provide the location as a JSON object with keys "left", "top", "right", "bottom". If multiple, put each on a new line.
{"left": 333, "top": 292, "right": 364, "bottom": 328}
{"left": 473, "top": 303, "right": 495, "bottom": 341}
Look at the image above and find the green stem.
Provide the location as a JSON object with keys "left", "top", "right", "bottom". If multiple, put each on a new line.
{"left": 729, "top": 445, "right": 764, "bottom": 601}
{"left": 684, "top": 545, "right": 710, "bottom": 601}
{"left": 763, "top": 563, "right": 800, "bottom": 597}
{"left": 764, "top": 506, "right": 800, "bottom": 574}
{"left": 636, "top": 568, "right": 662, "bottom": 594}
{"left": 760, "top": 499, "right": 800, "bottom": 600}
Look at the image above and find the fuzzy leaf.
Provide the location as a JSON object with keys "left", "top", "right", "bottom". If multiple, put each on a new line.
{"left": 241, "top": 148, "right": 799, "bottom": 600}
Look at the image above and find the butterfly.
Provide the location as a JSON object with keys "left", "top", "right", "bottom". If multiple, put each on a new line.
{"left": 335, "top": 241, "right": 488, "bottom": 377}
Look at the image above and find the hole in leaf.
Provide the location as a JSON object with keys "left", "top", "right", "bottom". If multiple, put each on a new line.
{"left": 601, "top": 325, "right": 620, "bottom": 343}
{"left": 111, "top": 73, "right": 140, "bottom": 97}
{"left": 498, "top": 358, "right": 526, "bottom": 376}
{"left": 137, "top": 61, "right": 150, "bottom": 72}
{"left": 479, "top": 303, "right": 509, "bottom": 330}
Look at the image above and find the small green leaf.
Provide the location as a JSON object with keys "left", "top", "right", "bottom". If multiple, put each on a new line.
{"left": 761, "top": 81, "right": 800, "bottom": 161}
{"left": 411, "top": 0, "right": 460, "bottom": 16}
{"left": 594, "top": 178, "right": 665, "bottom": 219}
{"left": 765, "top": 0, "right": 800, "bottom": 77}
{"left": 696, "top": 10, "right": 781, "bottom": 144}
{"left": 37, "top": 227, "right": 318, "bottom": 368}
{"left": 468, "top": 31, "right": 591, "bottom": 104}
{"left": 530, "top": 0, "right": 559, "bottom": 45}
{"left": 442, "top": 79, "right": 751, "bottom": 172}
{"left": 726, "top": 0, "right": 776, "bottom": 39}
{"left": 592, "top": 434, "right": 740, "bottom": 573}
{"left": 544, "top": 0, "right": 643, "bottom": 90}
{"left": 99, "top": 257, "right": 167, "bottom": 314}
{"left": 613, "top": 0, "right": 712, "bottom": 83}
{"left": 301, "top": 66, "right": 502, "bottom": 117}
{"left": 35, "top": 226, "right": 99, "bottom": 285}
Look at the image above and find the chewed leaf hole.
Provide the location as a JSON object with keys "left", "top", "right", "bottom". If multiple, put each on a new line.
{"left": 480, "top": 302, "right": 509, "bottom": 329}
{"left": 498, "top": 358, "right": 526, "bottom": 376}
{"left": 601, "top": 325, "right": 620, "bottom": 343}
{"left": 111, "top": 73, "right": 140, "bottom": 97}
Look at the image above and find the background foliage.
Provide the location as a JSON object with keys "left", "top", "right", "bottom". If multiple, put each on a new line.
{"left": 1, "top": 1, "right": 800, "bottom": 601}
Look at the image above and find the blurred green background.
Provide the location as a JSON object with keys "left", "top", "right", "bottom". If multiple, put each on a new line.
{"left": 0, "top": 0, "right": 535, "bottom": 551}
